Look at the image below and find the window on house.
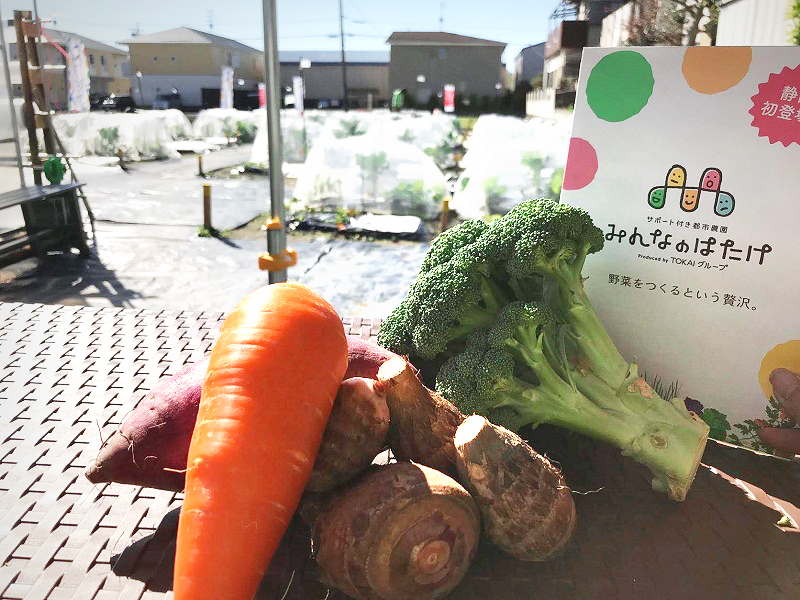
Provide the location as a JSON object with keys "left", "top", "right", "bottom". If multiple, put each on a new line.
{"left": 100, "top": 56, "right": 106, "bottom": 66}
{"left": 171, "top": 56, "right": 176, "bottom": 62}
{"left": 153, "top": 56, "right": 158, "bottom": 61}
{"left": 89, "top": 54, "right": 94, "bottom": 64}
{"left": 9, "top": 43, "right": 16, "bottom": 60}
{"left": 438, "top": 48, "right": 446, "bottom": 59}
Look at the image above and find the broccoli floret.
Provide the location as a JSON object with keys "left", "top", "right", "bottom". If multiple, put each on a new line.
{"left": 476, "top": 199, "right": 629, "bottom": 388}
{"left": 382, "top": 199, "right": 710, "bottom": 500}
{"left": 418, "top": 218, "right": 488, "bottom": 274}
{"left": 438, "top": 300, "right": 709, "bottom": 501}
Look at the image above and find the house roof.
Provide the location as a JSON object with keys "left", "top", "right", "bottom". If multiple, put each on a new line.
{"left": 516, "top": 42, "right": 545, "bottom": 61}
{"left": 279, "top": 50, "right": 389, "bottom": 64}
{"left": 39, "top": 28, "right": 128, "bottom": 55}
{"left": 119, "top": 27, "right": 259, "bottom": 53}
{"left": 386, "top": 31, "right": 506, "bottom": 47}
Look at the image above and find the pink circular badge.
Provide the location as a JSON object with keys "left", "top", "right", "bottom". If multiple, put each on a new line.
{"left": 749, "top": 64, "right": 800, "bottom": 147}
{"left": 562, "top": 137, "right": 598, "bottom": 191}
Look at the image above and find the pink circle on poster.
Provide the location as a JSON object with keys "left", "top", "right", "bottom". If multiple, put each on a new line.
{"left": 562, "top": 137, "right": 598, "bottom": 191}
{"left": 749, "top": 65, "right": 800, "bottom": 147}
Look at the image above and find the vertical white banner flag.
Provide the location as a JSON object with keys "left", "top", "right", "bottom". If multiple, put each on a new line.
{"left": 292, "top": 75, "right": 304, "bottom": 113}
{"left": 220, "top": 66, "right": 234, "bottom": 109}
{"left": 66, "top": 37, "right": 90, "bottom": 113}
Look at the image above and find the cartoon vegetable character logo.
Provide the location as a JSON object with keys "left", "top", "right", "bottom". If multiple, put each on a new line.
{"left": 647, "top": 164, "right": 735, "bottom": 217}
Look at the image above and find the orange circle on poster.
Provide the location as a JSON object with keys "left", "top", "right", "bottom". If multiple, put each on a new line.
{"left": 758, "top": 340, "right": 800, "bottom": 398}
{"left": 682, "top": 47, "right": 752, "bottom": 94}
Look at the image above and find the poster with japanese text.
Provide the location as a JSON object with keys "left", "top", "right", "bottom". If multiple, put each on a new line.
{"left": 561, "top": 47, "right": 800, "bottom": 452}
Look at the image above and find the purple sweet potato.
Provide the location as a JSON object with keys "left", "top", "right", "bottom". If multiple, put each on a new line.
{"left": 85, "top": 337, "right": 400, "bottom": 491}
{"left": 85, "top": 356, "right": 209, "bottom": 491}
{"left": 344, "top": 336, "right": 399, "bottom": 379}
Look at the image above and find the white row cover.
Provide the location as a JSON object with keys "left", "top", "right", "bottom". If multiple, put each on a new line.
{"left": 249, "top": 109, "right": 460, "bottom": 167}
{"left": 49, "top": 112, "right": 181, "bottom": 161}
{"left": 292, "top": 131, "right": 448, "bottom": 219}
{"left": 191, "top": 108, "right": 259, "bottom": 143}
{"left": 451, "top": 114, "right": 573, "bottom": 219}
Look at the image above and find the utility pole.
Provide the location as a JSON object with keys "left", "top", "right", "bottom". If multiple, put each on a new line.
{"left": 259, "top": 0, "right": 289, "bottom": 283}
{"left": 339, "top": 0, "right": 348, "bottom": 111}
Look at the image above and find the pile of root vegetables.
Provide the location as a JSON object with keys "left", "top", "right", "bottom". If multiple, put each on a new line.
{"left": 86, "top": 287, "right": 577, "bottom": 600}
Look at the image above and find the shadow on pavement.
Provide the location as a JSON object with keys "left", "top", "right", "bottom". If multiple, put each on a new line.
{"left": 0, "top": 249, "right": 146, "bottom": 307}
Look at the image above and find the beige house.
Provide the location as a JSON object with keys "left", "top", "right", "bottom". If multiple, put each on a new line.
{"left": 387, "top": 32, "right": 506, "bottom": 106}
{"left": 120, "top": 28, "right": 264, "bottom": 110}
{"left": 2, "top": 21, "right": 130, "bottom": 111}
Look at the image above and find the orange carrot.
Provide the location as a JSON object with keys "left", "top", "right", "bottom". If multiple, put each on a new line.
{"left": 173, "top": 283, "right": 348, "bottom": 600}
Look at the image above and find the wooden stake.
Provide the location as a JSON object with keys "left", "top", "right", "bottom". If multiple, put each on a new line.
{"left": 203, "top": 184, "right": 211, "bottom": 230}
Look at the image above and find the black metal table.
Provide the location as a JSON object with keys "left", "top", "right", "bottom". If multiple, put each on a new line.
{"left": 0, "top": 183, "right": 89, "bottom": 266}
{"left": 0, "top": 301, "right": 798, "bottom": 599}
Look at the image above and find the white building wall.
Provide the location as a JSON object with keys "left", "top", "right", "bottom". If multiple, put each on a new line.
{"left": 133, "top": 74, "right": 259, "bottom": 108}
{"left": 716, "top": 0, "right": 793, "bottom": 46}
{"left": 600, "top": 2, "right": 636, "bottom": 47}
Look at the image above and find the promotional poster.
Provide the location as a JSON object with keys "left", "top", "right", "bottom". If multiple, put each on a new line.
{"left": 562, "top": 46, "right": 800, "bottom": 452}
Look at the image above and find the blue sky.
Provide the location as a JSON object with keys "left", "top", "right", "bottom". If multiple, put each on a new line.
{"left": 5, "top": 0, "right": 556, "bottom": 71}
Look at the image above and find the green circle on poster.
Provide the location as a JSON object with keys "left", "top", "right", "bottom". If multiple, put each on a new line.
{"left": 586, "top": 51, "right": 654, "bottom": 122}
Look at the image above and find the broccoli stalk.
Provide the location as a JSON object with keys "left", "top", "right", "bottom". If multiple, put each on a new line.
{"left": 381, "top": 199, "right": 710, "bottom": 500}
{"left": 438, "top": 302, "right": 709, "bottom": 501}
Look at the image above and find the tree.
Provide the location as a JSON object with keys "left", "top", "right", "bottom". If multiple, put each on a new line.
{"left": 790, "top": 0, "right": 800, "bottom": 45}
{"left": 626, "top": 0, "right": 719, "bottom": 46}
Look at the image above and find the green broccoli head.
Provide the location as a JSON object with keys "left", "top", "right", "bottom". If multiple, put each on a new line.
{"left": 436, "top": 331, "right": 528, "bottom": 430}
{"left": 418, "top": 218, "right": 488, "bottom": 274}
{"left": 377, "top": 301, "right": 414, "bottom": 356}
{"left": 486, "top": 301, "right": 557, "bottom": 352}
{"left": 478, "top": 199, "right": 604, "bottom": 284}
{"left": 398, "top": 260, "right": 505, "bottom": 360}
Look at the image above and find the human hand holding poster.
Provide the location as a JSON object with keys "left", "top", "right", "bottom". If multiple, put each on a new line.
{"left": 562, "top": 47, "right": 800, "bottom": 454}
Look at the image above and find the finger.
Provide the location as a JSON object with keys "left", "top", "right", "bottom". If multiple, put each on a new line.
{"left": 756, "top": 426, "right": 800, "bottom": 456}
{"left": 770, "top": 368, "right": 800, "bottom": 422}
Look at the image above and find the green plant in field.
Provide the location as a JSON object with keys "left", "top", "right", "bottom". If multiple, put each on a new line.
{"left": 197, "top": 225, "right": 230, "bottom": 238}
{"left": 548, "top": 168, "right": 564, "bottom": 201}
{"left": 335, "top": 206, "right": 350, "bottom": 227}
{"left": 482, "top": 176, "right": 508, "bottom": 214}
{"left": 389, "top": 180, "right": 430, "bottom": 218}
{"left": 98, "top": 127, "right": 120, "bottom": 156}
{"left": 521, "top": 150, "right": 545, "bottom": 194}
{"left": 356, "top": 151, "right": 390, "bottom": 205}
{"left": 309, "top": 173, "right": 342, "bottom": 207}
{"left": 334, "top": 117, "right": 367, "bottom": 138}
{"left": 222, "top": 117, "right": 238, "bottom": 141}
{"left": 237, "top": 121, "right": 257, "bottom": 143}
{"left": 398, "top": 129, "right": 415, "bottom": 143}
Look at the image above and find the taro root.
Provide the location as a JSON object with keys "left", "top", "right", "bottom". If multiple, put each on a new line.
{"left": 310, "top": 462, "right": 480, "bottom": 600}
{"left": 306, "top": 377, "right": 390, "bottom": 493}
{"left": 376, "top": 357, "right": 465, "bottom": 476}
{"left": 453, "top": 415, "right": 576, "bottom": 561}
